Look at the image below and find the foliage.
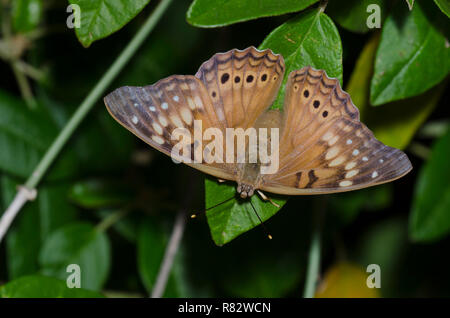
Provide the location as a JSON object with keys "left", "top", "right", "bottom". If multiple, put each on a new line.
{"left": 0, "top": 276, "right": 104, "bottom": 297}
{"left": 0, "top": 0, "right": 448, "bottom": 298}
{"left": 410, "top": 128, "right": 450, "bottom": 242}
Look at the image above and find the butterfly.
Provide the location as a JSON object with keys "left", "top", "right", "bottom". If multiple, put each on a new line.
{"left": 104, "top": 46, "right": 412, "bottom": 204}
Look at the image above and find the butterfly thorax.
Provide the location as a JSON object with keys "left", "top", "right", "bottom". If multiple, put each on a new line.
{"left": 237, "top": 163, "right": 261, "bottom": 198}
{"left": 236, "top": 110, "right": 283, "bottom": 198}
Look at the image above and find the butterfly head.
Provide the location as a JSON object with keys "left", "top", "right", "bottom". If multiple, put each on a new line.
{"left": 237, "top": 183, "right": 254, "bottom": 199}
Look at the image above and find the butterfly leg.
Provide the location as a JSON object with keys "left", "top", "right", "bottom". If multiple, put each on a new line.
{"left": 256, "top": 190, "right": 280, "bottom": 208}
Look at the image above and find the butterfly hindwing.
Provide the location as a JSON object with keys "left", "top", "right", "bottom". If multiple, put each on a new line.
{"left": 195, "top": 46, "right": 285, "bottom": 130}
{"left": 261, "top": 67, "right": 412, "bottom": 194}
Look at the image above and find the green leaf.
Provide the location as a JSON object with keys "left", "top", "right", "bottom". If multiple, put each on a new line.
{"left": 73, "top": 111, "right": 134, "bottom": 173}
{"left": 434, "top": 0, "right": 450, "bottom": 18}
{"left": 40, "top": 94, "right": 134, "bottom": 174}
{"left": 137, "top": 217, "right": 190, "bottom": 296}
{"left": 39, "top": 222, "right": 111, "bottom": 290}
{"left": 329, "top": 185, "right": 392, "bottom": 226}
{"left": 367, "top": 84, "right": 445, "bottom": 149}
{"left": 221, "top": 254, "right": 302, "bottom": 297}
{"left": 204, "top": 6, "right": 342, "bottom": 246}
{"left": 12, "top": 0, "right": 42, "bottom": 33}
{"left": 328, "top": 0, "right": 388, "bottom": 33}
{"left": 260, "top": 7, "right": 343, "bottom": 109}
{"left": 356, "top": 218, "right": 407, "bottom": 296}
{"left": 347, "top": 34, "right": 446, "bottom": 150}
{"left": 370, "top": 1, "right": 449, "bottom": 105}
{"left": 409, "top": 129, "right": 450, "bottom": 242}
{"left": 346, "top": 33, "right": 381, "bottom": 114}
{"left": 1, "top": 176, "right": 77, "bottom": 279}
{"left": 205, "top": 178, "right": 285, "bottom": 246}
{"left": 68, "top": 0, "right": 151, "bottom": 47}
{"left": 187, "top": 0, "right": 319, "bottom": 27}
{"left": 68, "top": 179, "right": 133, "bottom": 209}
{"left": 0, "top": 90, "right": 78, "bottom": 180}
{"left": 0, "top": 275, "right": 103, "bottom": 298}
{"left": 96, "top": 209, "right": 138, "bottom": 242}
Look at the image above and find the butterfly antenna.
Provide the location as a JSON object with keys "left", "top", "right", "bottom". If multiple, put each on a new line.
{"left": 190, "top": 196, "right": 235, "bottom": 219}
{"left": 249, "top": 201, "right": 273, "bottom": 240}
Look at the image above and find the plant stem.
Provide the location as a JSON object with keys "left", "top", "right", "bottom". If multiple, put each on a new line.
{"left": 11, "top": 60, "right": 37, "bottom": 109}
{"left": 25, "top": 0, "right": 173, "bottom": 190}
{"left": 151, "top": 210, "right": 187, "bottom": 298}
{"left": 303, "top": 223, "right": 321, "bottom": 298}
{"left": 319, "top": 0, "right": 328, "bottom": 13}
{"left": 151, "top": 176, "right": 196, "bottom": 298}
{"left": 1, "top": 2, "right": 37, "bottom": 109}
{"left": 14, "top": 60, "right": 46, "bottom": 81}
{"left": 96, "top": 209, "right": 130, "bottom": 233}
{"left": 303, "top": 199, "right": 326, "bottom": 298}
{"left": 0, "top": 0, "right": 173, "bottom": 244}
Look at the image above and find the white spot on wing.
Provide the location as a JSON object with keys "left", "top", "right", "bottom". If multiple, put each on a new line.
{"left": 329, "top": 156, "right": 345, "bottom": 167}
{"left": 346, "top": 139, "right": 352, "bottom": 145}
{"left": 345, "top": 162, "right": 356, "bottom": 170}
{"left": 379, "top": 159, "right": 384, "bottom": 163}
{"left": 152, "top": 135, "right": 165, "bottom": 145}
{"left": 159, "top": 115, "right": 168, "bottom": 127}
{"left": 170, "top": 115, "right": 183, "bottom": 128}
{"left": 339, "top": 180, "right": 353, "bottom": 187}
{"left": 180, "top": 108, "right": 193, "bottom": 125}
{"left": 161, "top": 102, "right": 168, "bottom": 110}
{"left": 187, "top": 97, "right": 196, "bottom": 110}
{"left": 328, "top": 135, "right": 339, "bottom": 146}
{"left": 352, "top": 149, "right": 359, "bottom": 156}
{"left": 194, "top": 96, "right": 203, "bottom": 109}
{"left": 325, "top": 146, "right": 340, "bottom": 160}
{"left": 322, "top": 132, "right": 333, "bottom": 141}
{"left": 372, "top": 171, "right": 378, "bottom": 178}
{"left": 149, "top": 106, "right": 156, "bottom": 112}
{"left": 132, "top": 116, "right": 138, "bottom": 124}
{"left": 173, "top": 95, "right": 179, "bottom": 102}
{"left": 362, "top": 156, "right": 368, "bottom": 161}
{"left": 345, "top": 169, "right": 359, "bottom": 178}
{"left": 153, "top": 122, "right": 163, "bottom": 135}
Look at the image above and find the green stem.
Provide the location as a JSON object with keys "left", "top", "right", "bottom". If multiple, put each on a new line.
{"left": 1, "top": 2, "right": 37, "bottom": 109}
{"left": 24, "top": 0, "right": 173, "bottom": 189}
{"left": 303, "top": 199, "right": 325, "bottom": 298}
{"left": 96, "top": 209, "right": 130, "bottom": 233}
{"left": 14, "top": 60, "right": 46, "bottom": 81}
{"left": 11, "top": 60, "right": 38, "bottom": 109}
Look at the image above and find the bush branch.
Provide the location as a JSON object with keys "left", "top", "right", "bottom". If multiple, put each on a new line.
{"left": 0, "top": 0, "right": 174, "bottom": 244}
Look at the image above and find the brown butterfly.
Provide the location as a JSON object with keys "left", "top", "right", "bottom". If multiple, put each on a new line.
{"left": 104, "top": 47, "right": 412, "bottom": 204}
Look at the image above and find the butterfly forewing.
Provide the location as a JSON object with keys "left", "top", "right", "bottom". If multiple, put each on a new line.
{"left": 261, "top": 66, "right": 412, "bottom": 194}
{"left": 195, "top": 46, "right": 285, "bottom": 130}
{"left": 104, "top": 75, "right": 236, "bottom": 181}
